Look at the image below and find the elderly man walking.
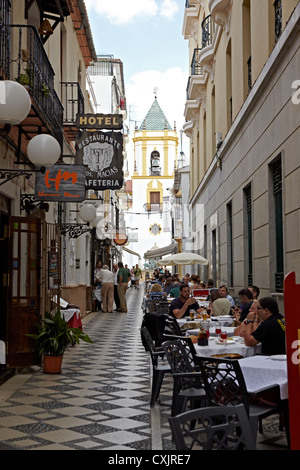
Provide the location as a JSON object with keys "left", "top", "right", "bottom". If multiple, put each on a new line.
{"left": 117, "top": 262, "right": 130, "bottom": 313}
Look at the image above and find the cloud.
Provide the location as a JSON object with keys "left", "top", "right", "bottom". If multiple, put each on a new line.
{"left": 85, "top": 0, "right": 179, "bottom": 25}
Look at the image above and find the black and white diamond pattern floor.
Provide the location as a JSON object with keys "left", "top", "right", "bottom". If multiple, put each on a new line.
{"left": 0, "top": 283, "right": 288, "bottom": 451}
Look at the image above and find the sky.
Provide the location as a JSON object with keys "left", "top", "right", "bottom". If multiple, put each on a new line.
{"left": 84, "top": 0, "right": 190, "bottom": 160}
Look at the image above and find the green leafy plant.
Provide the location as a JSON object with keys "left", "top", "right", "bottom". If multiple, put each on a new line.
{"left": 16, "top": 67, "right": 34, "bottom": 87}
{"left": 41, "top": 83, "right": 50, "bottom": 97}
{"left": 27, "top": 310, "right": 93, "bottom": 359}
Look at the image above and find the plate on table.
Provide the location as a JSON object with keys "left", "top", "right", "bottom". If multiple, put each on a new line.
{"left": 270, "top": 355, "right": 287, "bottom": 361}
{"left": 216, "top": 338, "right": 236, "bottom": 344}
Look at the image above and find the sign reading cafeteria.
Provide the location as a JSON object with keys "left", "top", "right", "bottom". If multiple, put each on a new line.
{"left": 75, "top": 130, "right": 124, "bottom": 190}
{"left": 35, "top": 165, "right": 85, "bottom": 202}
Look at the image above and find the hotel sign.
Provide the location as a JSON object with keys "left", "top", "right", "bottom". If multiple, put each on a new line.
{"left": 35, "top": 165, "right": 85, "bottom": 202}
{"left": 75, "top": 130, "right": 124, "bottom": 191}
{"left": 76, "top": 113, "right": 123, "bottom": 130}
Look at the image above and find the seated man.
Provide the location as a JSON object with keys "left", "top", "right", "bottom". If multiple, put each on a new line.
{"left": 243, "top": 297, "right": 286, "bottom": 355}
{"left": 219, "top": 284, "right": 235, "bottom": 307}
{"left": 170, "top": 284, "right": 203, "bottom": 319}
{"left": 233, "top": 288, "right": 253, "bottom": 323}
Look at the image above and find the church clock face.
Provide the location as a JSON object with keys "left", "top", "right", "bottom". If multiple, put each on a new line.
{"left": 149, "top": 223, "right": 162, "bottom": 235}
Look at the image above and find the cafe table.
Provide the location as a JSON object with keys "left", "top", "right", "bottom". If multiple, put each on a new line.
{"left": 194, "top": 336, "right": 261, "bottom": 358}
{"left": 238, "top": 355, "right": 288, "bottom": 399}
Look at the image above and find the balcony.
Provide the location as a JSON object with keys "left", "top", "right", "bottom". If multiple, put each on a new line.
{"left": 209, "top": 0, "right": 231, "bottom": 29}
{"left": 184, "top": 97, "right": 200, "bottom": 122}
{"left": 182, "top": 1, "right": 200, "bottom": 40}
{"left": 143, "top": 203, "right": 163, "bottom": 213}
{"left": 198, "top": 15, "right": 220, "bottom": 75}
{"left": 186, "top": 48, "right": 206, "bottom": 100}
{"left": 0, "top": 24, "right": 63, "bottom": 157}
{"left": 61, "top": 82, "right": 84, "bottom": 141}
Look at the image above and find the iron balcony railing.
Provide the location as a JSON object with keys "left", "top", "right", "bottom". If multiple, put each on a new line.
{"left": 201, "top": 15, "right": 216, "bottom": 49}
{"left": 186, "top": 48, "right": 204, "bottom": 100}
{"left": 143, "top": 203, "right": 164, "bottom": 212}
{"left": 61, "top": 82, "right": 84, "bottom": 124}
{"left": 0, "top": 0, "right": 11, "bottom": 80}
{"left": 3, "top": 24, "right": 63, "bottom": 147}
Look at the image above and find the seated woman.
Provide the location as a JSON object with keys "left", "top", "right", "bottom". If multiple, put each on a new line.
{"left": 210, "top": 290, "right": 232, "bottom": 317}
{"left": 148, "top": 283, "right": 166, "bottom": 299}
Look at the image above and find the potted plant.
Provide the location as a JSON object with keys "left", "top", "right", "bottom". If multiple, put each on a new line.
{"left": 16, "top": 67, "right": 34, "bottom": 89}
{"left": 27, "top": 310, "right": 93, "bottom": 373}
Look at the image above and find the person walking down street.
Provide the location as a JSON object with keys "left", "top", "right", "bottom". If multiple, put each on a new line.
{"left": 99, "top": 265, "right": 114, "bottom": 313}
{"left": 134, "top": 264, "right": 142, "bottom": 289}
{"left": 117, "top": 262, "right": 130, "bottom": 313}
{"left": 113, "top": 263, "right": 121, "bottom": 311}
{"left": 94, "top": 260, "right": 102, "bottom": 311}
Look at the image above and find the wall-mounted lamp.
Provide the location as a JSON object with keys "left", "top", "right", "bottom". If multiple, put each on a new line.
{"left": 60, "top": 203, "right": 97, "bottom": 238}
{"left": 0, "top": 81, "right": 61, "bottom": 186}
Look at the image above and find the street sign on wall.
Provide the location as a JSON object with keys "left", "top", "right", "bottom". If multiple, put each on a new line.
{"left": 35, "top": 165, "right": 85, "bottom": 202}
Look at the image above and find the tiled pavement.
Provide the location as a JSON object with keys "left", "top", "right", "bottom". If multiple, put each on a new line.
{"left": 0, "top": 283, "right": 289, "bottom": 451}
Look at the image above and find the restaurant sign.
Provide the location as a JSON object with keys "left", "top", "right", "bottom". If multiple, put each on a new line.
{"left": 76, "top": 113, "right": 123, "bottom": 130}
{"left": 35, "top": 165, "right": 85, "bottom": 202}
{"left": 75, "top": 130, "right": 124, "bottom": 191}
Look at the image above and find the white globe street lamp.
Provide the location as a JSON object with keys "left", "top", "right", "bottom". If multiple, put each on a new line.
{"left": 0, "top": 80, "right": 31, "bottom": 125}
{"left": 79, "top": 204, "right": 97, "bottom": 224}
{"left": 27, "top": 134, "right": 61, "bottom": 167}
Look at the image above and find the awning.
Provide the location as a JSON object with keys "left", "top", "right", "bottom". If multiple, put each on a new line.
{"left": 144, "top": 241, "right": 178, "bottom": 260}
{"left": 123, "top": 247, "right": 141, "bottom": 260}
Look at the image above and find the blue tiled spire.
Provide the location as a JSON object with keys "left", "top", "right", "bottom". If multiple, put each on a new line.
{"left": 139, "top": 97, "right": 172, "bottom": 131}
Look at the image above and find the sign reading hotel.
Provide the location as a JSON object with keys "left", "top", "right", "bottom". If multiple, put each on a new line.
{"left": 75, "top": 130, "right": 124, "bottom": 191}
{"left": 76, "top": 113, "right": 123, "bottom": 130}
{"left": 35, "top": 165, "right": 85, "bottom": 202}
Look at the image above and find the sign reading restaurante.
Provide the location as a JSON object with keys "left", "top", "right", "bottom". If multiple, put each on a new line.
{"left": 75, "top": 130, "right": 124, "bottom": 191}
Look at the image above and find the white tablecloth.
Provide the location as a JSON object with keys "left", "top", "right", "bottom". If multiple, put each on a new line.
{"left": 239, "top": 355, "right": 288, "bottom": 399}
{"left": 195, "top": 336, "right": 261, "bottom": 359}
{"left": 60, "top": 308, "right": 81, "bottom": 322}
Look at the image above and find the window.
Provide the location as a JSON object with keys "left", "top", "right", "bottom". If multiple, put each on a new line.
{"left": 227, "top": 202, "right": 233, "bottom": 287}
{"left": 272, "top": 158, "right": 284, "bottom": 291}
{"left": 244, "top": 185, "right": 253, "bottom": 286}
{"left": 150, "top": 150, "right": 161, "bottom": 176}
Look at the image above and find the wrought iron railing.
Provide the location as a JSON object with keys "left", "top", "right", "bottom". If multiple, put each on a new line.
{"left": 201, "top": 15, "right": 216, "bottom": 48}
{"left": 143, "top": 203, "right": 163, "bottom": 212}
{"left": 61, "top": 82, "right": 84, "bottom": 124}
{"left": 7, "top": 25, "right": 63, "bottom": 146}
{"left": 274, "top": 0, "right": 282, "bottom": 42}
{"left": 191, "top": 48, "right": 203, "bottom": 76}
{"left": 0, "top": 0, "right": 11, "bottom": 79}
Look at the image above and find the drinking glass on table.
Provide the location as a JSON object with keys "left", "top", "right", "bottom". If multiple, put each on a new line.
{"left": 215, "top": 322, "right": 221, "bottom": 338}
{"left": 190, "top": 309, "right": 195, "bottom": 320}
{"left": 220, "top": 331, "right": 228, "bottom": 343}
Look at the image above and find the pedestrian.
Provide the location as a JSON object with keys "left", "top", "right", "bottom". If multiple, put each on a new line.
{"left": 99, "top": 265, "right": 114, "bottom": 313}
{"left": 94, "top": 260, "right": 102, "bottom": 310}
{"left": 133, "top": 264, "right": 142, "bottom": 289}
{"left": 113, "top": 263, "right": 121, "bottom": 311}
{"left": 117, "top": 262, "right": 130, "bottom": 313}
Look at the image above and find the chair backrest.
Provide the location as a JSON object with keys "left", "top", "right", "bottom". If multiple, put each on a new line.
{"left": 149, "top": 292, "right": 164, "bottom": 300}
{"left": 164, "top": 317, "right": 183, "bottom": 336}
{"left": 198, "top": 356, "right": 250, "bottom": 414}
{"left": 142, "top": 312, "right": 169, "bottom": 346}
{"left": 192, "top": 289, "right": 209, "bottom": 297}
{"left": 161, "top": 339, "right": 195, "bottom": 374}
{"left": 141, "top": 326, "right": 160, "bottom": 366}
{"left": 169, "top": 404, "right": 256, "bottom": 450}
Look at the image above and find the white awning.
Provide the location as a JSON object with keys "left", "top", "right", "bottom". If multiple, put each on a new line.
{"left": 144, "top": 241, "right": 178, "bottom": 260}
{"left": 123, "top": 247, "right": 141, "bottom": 259}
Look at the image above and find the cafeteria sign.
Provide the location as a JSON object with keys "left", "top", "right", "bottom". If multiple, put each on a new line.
{"left": 35, "top": 165, "right": 85, "bottom": 202}
{"left": 75, "top": 130, "right": 124, "bottom": 191}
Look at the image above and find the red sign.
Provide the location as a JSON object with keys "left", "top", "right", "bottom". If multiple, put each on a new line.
{"left": 114, "top": 232, "right": 128, "bottom": 246}
{"left": 284, "top": 271, "right": 300, "bottom": 449}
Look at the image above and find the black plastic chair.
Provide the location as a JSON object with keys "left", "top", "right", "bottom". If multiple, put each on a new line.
{"left": 169, "top": 404, "right": 256, "bottom": 450}
{"left": 141, "top": 326, "right": 171, "bottom": 407}
{"left": 161, "top": 339, "right": 206, "bottom": 417}
{"left": 198, "top": 356, "right": 280, "bottom": 441}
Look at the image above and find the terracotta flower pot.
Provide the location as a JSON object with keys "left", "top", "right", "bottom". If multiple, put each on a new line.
{"left": 43, "top": 355, "right": 63, "bottom": 374}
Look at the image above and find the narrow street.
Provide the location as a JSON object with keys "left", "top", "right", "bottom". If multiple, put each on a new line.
{"left": 0, "top": 284, "right": 158, "bottom": 450}
{"left": 0, "top": 283, "right": 289, "bottom": 451}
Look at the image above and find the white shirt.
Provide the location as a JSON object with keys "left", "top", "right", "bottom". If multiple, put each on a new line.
{"left": 99, "top": 268, "right": 114, "bottom": 283}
